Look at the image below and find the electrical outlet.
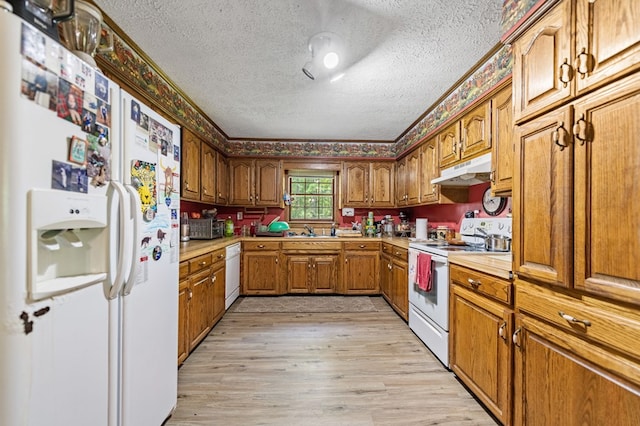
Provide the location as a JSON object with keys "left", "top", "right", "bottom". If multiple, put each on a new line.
{"left": 342, "top": 208, "right": 354, "bottom": 217}
{"left": 236, "top": 212, "right": 243, "bottom": 220}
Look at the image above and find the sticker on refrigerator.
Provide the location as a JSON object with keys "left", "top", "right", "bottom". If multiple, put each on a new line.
{"left": 21, "top": 24, "right": 46, "bottom": 66}
{"left": 51, "top": 160, "right": 88, "bottom": 193}
{"left": 20, "top": 58, "right": 57, "bottom": 111}
{"left": 131, "top": 160, "right": 157, "bottom": 221}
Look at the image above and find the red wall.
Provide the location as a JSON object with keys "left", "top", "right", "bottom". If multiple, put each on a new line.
{"left": 181, "top": 182, "right": 511, "bottom": 234}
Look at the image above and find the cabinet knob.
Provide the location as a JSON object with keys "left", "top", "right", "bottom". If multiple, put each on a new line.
{"left": 467, "top": 278, "right": 481, "bottom": 287}
{"left": 211, "top": 275, "right": 217, "bottom": 283}
{"left": 359, "top": 244, "right": 365, "bottom": 248}
{"left": 199, "top": 261, "right": 207, "bottom": 266}
{"left": 575, "top": 47, "right": 591, "bottom": 77}
{"left": 512, "top": 327, "right": 522, "bottom": 348}
{"left": 552, "top": 121, "right": 569, "bottom": 151}
{"left": 217, "top": 254, "right": 225, "bottom": 259}
{"left": 573, "top": 114, "right": 588, "bottom": 146}
{"left": 257, "top": 244, "right": 265, "bottom": 248}
{"left": 498, "top": 322, "right": 507, "bottom": 341}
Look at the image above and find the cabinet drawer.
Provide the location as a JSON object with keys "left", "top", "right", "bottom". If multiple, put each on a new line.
{"left": 211, "top": 247, "right": 226, "bottom": 265}
{"left": 391, "top": 246, "right": 407, "bottom": 261}
{"left": 179, "top": 261, "right": 190, "bottom": 279}
{"left": 516, "top": 280, "right": 640, "bottom": 361}
{"left": 188, "top": 253, "right": 213, "bottom": 274}
{"left": 451, "top": 264, "right": 512, "bottom": 305}
{"left": 344, "top": 241, "right": 380, "bottom": 251}
{"left": 243, "top": 241, "right": 280, "bottom": 251}
{"left": 281, "top": 241, "right": 341, "bottom": 251}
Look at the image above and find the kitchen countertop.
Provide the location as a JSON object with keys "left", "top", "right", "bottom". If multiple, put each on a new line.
{"left": 448, "top": 252, "right": 513, "bottom": 280}
{"left": 179, "top": 235, "right": 410, "bottom": 262}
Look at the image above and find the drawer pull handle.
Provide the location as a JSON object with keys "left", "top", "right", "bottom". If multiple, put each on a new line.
{"left": 257, "top": 244, "right": 265, "bottom": 248}
{"left": 558, "top": 311, "right": 591, "bottom": 327}
{"left": 211, "top": 275, "right": 217, "bottom": 283}
{"left": 198, "top": 261, "right": 207, "bottom": 266}
{"left": 467, "top": 278, "right": 481, "bottom": 287}
{"left": 498, "top": 322, "right": 507, "bottom": 341}
{"left": 217, "top": 254, "right": 225, "bottom": 259}
{"left": 359, "top": 244, "right": 365, "bottom": 248}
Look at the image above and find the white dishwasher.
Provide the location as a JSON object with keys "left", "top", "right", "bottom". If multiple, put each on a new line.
{"left": 225, "top": 242, "right": 241, "bottom": 309}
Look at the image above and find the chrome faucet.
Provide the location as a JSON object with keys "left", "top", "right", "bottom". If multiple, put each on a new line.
{"left": 303, "top": 224, "right": 316, "bottom": 236}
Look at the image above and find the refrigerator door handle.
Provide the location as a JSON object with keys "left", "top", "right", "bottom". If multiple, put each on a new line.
{"left": 122, "top": 184, "right": 142, "bottom": 296}
{"left": 108, "top": 180, "right": 131, "bottom": 300}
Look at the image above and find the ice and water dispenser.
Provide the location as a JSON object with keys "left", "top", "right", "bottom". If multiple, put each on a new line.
{"left": 28, "top": 189, "right": 109, "bottom": 301}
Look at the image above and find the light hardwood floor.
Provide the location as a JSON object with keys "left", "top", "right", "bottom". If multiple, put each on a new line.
{"left": 166, "top": 297, "right": 498, "bottom": 426}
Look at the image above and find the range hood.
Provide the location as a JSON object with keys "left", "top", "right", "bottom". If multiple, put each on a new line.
{"left": 431, "top": 152, "right": 491, "bottom": 186}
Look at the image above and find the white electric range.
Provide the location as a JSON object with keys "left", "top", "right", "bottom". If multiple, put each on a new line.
{"left": 407, "top": 217, "right": 512, "bottom": 367}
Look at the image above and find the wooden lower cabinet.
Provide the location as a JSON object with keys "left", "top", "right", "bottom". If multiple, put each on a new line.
{"left": 380, "top": 243, "right": 408, "bottom": 321}
{"left": 342, "top": 241, "right": 380, "bottom": 294}
{"left": 178, "top": 248, "right": 226, "bottom": 366}
{"left": 450, "top": 284, "right": 513, "bottom": 425}
{"left": 241, "top": 241, "right": 282, "bottom": 295}
{"left": 513, "top": 280, "right": 640, "bottom": 425}
{"left": 285, "top": 254, "right": 339, "bottom": 294}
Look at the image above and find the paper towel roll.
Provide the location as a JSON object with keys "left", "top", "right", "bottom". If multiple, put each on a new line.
{"left": 415, "top": 218, "right": 428, "bottom": 240}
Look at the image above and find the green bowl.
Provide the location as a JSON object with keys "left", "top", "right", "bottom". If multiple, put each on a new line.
{"left": 268, "top": 221, "right": 290, "bottom": 232}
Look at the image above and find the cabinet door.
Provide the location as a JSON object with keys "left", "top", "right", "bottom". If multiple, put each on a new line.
{"left": 343, "top": 250, "right": 379, "bottom": 294}
{"left": 403, "top": 152, "right": 420, "bottom": 205}
{"left": 575, "top": 0, "right": 640, "bottom": 95}
{"left": 242, "top": 252, "right": 281, "bottom": 295}
{"left": 491, "top": 85, "right": 514, "bottom": 195}
{"left": 392, "top": 259, "right": 408, "bottom": 321}
{"left": 438, "top": 121, "right": 461, "bottom": 168}
{"left": 255, "top": 159, "right": 281, "bottom": 206}
{"left": 513, "top": 107, "right": 573, "bottom": 288}
{"left": 513, "top": 314, "right": 640, "bottom": 426}
{"left": 573, "top": 74, "right": 640, "bottom": 303}
{"left": 210, "top": 262, "right": 226, "bottom": 325}
{"left": 419, "top": 137, "right": 440, "bottom": 204}
{"left": 512, "top": 0, "right": 573, "bottom": 123}
{"left": 370, "top": 162, "right": 395, "bottom": 207}
{"left": 200, "top": 142, "right": 216, "bottom": 203}
{"left": 313, "top": 255, "right": 338, "bottom": 293}
{"left": 380, "top": 254, "right": 393, "bottom": 303}
{"left": 460, "top": 101, "right": 491, "bottom": 160}
{"left": 188, "top": 268, "right": 212, "bottom": 351}
{"left": 177, "top": 278, "right": 189, "bottom": 366}
{"left": 450, "top": 285, "right": 512, "bottom": 425}
{"left": 342, "top": 162, "right": 369, "bottom": 207}
{"left": 395, "top": 158, "right": 407, "bottom": 205}
{"left": 181, "top": 128, "right": 201, "bottom": 201}
{"left": 215, "top": 152, "right": 228, "bottom": 205}
{"left": 229, "top": 159, "right": 254, "bottom": 206}
{"left": 286, "top": 255, "right": 311, "bottom": 293}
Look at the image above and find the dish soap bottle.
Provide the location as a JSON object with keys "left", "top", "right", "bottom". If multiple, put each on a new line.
{"left": 224, "top": 216, "right": 234, "bottom": 237}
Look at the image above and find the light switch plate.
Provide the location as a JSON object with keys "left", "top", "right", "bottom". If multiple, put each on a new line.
{"left": 342, "top": 208, "right": 354, "bottom": 216}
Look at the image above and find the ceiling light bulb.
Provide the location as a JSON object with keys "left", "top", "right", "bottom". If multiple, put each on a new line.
{"left": 323, "top": 52, "right": 339, "bottom": 69}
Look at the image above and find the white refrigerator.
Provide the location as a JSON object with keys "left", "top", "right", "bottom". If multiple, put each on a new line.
{"left": 0, "top": 10, "right": 180, "bottom": 426}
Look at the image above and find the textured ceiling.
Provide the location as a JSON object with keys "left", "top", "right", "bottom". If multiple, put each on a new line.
{"left": 94, "top": 0, "right": 503, "bottom": 142}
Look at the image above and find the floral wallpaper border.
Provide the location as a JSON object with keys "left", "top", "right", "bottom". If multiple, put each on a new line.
{"left": 96, "top": 0, "right": 546, "bottom": 160}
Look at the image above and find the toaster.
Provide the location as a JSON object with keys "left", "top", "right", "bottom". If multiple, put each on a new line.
{"left": 188, "top": 218, "right": 225, "bottom": 240}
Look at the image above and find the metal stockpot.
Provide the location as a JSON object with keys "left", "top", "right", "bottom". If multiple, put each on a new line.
{"left": 483, "top": 234, "right": 511, "bottom": 252}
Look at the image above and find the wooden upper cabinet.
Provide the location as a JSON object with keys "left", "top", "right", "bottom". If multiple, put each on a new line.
{"left": 395, "top": 158, "right": 407, "bottom": 206}
{"left": 255, "top": 159, "right": 282, "bottom": 206}
{"left": 491, "top": 84, "right": 514, "bottom": 196}
{"left": 342, "top": 162, "right": 368, "bottom": 207}
{"left": 397, "top": 150, "right": 420, "bottom": 206}
{"left": 229, "top": 159, "right": 282, "bottom": 207}
{"left": 575, "top": 0, "right": 640, "bottom": 95}
{"left": 512, "top": 0, "right": 573, "bottom": 123}
{"left": 200, "top": 142, "right": 216, "bottom": 203}
{"left": 460, "top": 101, "right": 491, "bottom": 161}
{"left": 229, "top": 159, "right": 254, "bottom": 206}
{"left": 181, "top": 128, "right": 201, "bottom": 201}
{"left": 513, "top": 106, "right": 574, "bottom": 288}
{"left": 215, "top": 152, "right": 228, "bottom": 205}
{"left": 572, "top": 73, "right": 640, "bottom": 304}
{"left": 419, "top": 137, "right": 440, "bottom": 204}
{"left": 370, "top": 162, "right": 395, "bottom": 207}
{"left": 342, "top": 162, "right": 394, "bottom": 208}
{"left": 438, "top": 121, "right": 461, "bottom": 168}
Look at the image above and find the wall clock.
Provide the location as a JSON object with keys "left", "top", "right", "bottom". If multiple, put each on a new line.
{"left": 482, "top": 187, "right": 507, "bottom": 216}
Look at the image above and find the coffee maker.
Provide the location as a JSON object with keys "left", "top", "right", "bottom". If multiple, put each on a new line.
{"left": 397, "top": 211, "right": 411, "bottom": 237}
{"left": 2, "top": 0, "right": 75, "bottom": 40}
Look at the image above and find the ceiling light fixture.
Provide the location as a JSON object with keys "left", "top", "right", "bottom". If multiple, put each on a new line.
{"left": 302, "top": 31, "right": 344, "bottom": 81}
